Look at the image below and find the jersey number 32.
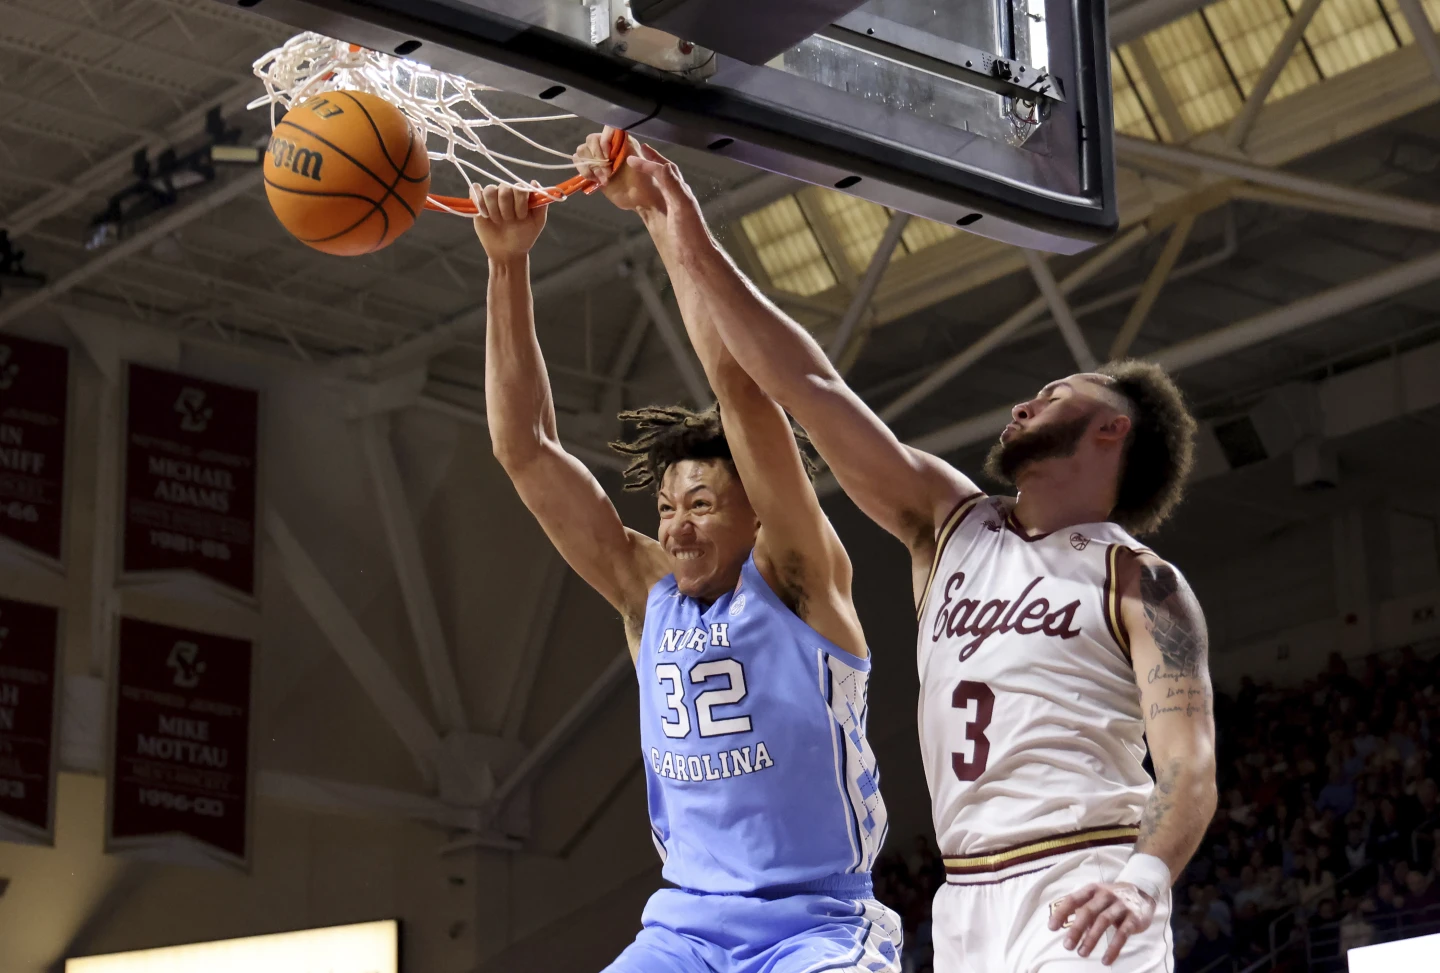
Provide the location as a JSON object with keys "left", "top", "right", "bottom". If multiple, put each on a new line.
{"left": 656, "top": 660, "right": 752, "bottom": 739}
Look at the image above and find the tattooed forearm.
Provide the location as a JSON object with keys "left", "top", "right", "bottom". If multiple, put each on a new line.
{"left": 1134, "top": 758, "right": 1214, "bottom": 877}
{"left": 1139, "top": 564, "right": 1208, "bottom": 679}
{"left": 1137, "top": 759, "right": 1179, "bottom": 848}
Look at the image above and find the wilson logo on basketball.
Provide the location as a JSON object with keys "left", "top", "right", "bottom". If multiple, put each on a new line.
{"left": 267, "top": 135, "right": 324, "bottom": 181}
{"left": 931, "top": 571, "right": 1082, "bottom": 658}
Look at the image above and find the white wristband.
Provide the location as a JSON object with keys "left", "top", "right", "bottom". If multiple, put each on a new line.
{"left": 1116, "top": 853, "right": 1170, "bottom": 903}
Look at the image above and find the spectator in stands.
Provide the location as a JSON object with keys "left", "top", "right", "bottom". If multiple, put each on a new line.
{"left": 1367, "top": 878, "right": 1404, "bottom": 933}
{"left": 1231, "top": 898, "right": 1271, "bottom": 963}
{"left": 1281, "top": 831, "right": 1306, "bottom": 877}
{"left": 1226, "top": 787, "right": 1258, "bottom": 828}
{"left": 1307, "top": 897, "right": 1342, "bottom": 964}
{"left": 1298, "top": 850, "right": 1336, "bottom": 905}
{"left": 1371, "top": 798, "right": 1405, "bottom": 862}
{"left": 1404, "top": 868, "right": 1438, "bottom": 910}
{"left": 1215, "top": 862, "right": 1241, "bottom": 900}
{"left": 1317, "top": 767, "right": 1355, "bottom": 818}
{"left": 1402, "top": 778, "right": 1439, "bottom": 835}
{"left": 1388, "top": 718, "right": 1419, "bottom": 764}
{"left": 1339, "top": 892, "right": 1376, "bottom": 953}
{"left": 1353, "top": 720, "right": 1382, "bottom": 762}
{"left": 1211, "top": 886, "right": 1235, "bottom": 935}
{"left": 1232, "top": 864, "right": 1264, "bottom": 911}
{"left": 1185, "top": 918, "right": 1232, "bottom": 973}
{"left": 1344, "top": 824, "right": 1369, "bottom": 870}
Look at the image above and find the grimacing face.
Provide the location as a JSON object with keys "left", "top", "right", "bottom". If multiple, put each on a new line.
{"left": 656, "top": 458, "right": 759, "bottom": 602}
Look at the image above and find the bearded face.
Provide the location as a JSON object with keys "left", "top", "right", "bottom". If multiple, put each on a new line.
{"left": 983, "top": 410, "right": 1096, "bottom": 485}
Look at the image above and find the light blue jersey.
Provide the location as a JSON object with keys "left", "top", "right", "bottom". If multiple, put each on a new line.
{"left": 636, "top": 551, "right": 887, "bottom": 896}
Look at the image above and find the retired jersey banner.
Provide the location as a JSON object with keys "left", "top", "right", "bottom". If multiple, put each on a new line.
{"left": 0, "top": 597, "right": 61, "bottom": 846}
{"left": 108, "top": 617, "right": 253, "bottom": 868}
{"left": 0, "top": 335, "right": 68, "bottom": 561}
{"left": 122, "top": 365, "right": 258, "bottom": 596}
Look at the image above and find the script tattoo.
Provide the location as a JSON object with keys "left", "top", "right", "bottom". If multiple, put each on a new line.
{"left": 1140, "top": 562, "right": 1212, "bottom": 720}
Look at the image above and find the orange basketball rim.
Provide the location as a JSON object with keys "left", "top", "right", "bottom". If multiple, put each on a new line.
{"left": 427, "top": 126, "right": 631, "bottom": 215}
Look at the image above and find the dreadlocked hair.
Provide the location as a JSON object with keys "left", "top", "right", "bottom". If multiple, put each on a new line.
{"left": 609, "top": 403, "right": 818, "bottom": 493}
{"left": 1097, "top": 359, "right": 1198, "bottom": 535}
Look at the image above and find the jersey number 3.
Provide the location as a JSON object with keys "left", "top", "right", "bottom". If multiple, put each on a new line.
{"left": 951, "top": 680, "right": 995, "bottom": 781}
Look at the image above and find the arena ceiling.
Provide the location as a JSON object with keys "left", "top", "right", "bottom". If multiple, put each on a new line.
{"left": 1, "top": 0, "right": 1439, "bottom": 463}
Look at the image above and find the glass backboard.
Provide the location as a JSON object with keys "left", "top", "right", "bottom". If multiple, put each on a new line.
{"left": 216, "top": 0, "right": 1116, "bottom": 253}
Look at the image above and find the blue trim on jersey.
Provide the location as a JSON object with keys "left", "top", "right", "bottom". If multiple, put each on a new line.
{"left": 821, "top": 651, "right": 865, "bottom": 875}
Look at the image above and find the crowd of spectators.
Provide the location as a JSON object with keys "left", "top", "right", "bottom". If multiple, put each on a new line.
{"left": 873, "top": 646, "right": 1440, "bottom": 973}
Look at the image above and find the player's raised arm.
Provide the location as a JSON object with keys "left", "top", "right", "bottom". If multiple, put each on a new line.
{"left": 1050, "top": 551, "right": 1217, "bottom": 965}
{"left": 475, "top": 185, "right": 668, "bottom": 652}
{"left": 579, "top": 134, "right": 864, "bottom": 656}
{"left": 614, "top": 150, "right": 977, "bottom": 558}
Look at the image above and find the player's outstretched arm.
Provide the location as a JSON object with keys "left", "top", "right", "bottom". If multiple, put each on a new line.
{"left": 475, "top": 185, "right": 668, "bottom": 653}
{"left": 608, "top": 145, "right": 977, "bottom": 558}
{"left": 578, "top": 132, "right": 864, "bottom": 656}
{"left": 1049, "top": 552, "right": 1217, "bottom": 965}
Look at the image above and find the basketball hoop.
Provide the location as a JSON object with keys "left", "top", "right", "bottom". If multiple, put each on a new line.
{"left": 249, "top": 32, "right": 627, "bottom": 216}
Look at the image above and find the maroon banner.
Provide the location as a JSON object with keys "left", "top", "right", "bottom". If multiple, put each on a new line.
{"left": 123, "top": 365, "right": 258, "bottom": 595}
{"left": 0, "top": 335, "right": 68, "bottom": 561}
{"left": 109, "top": 617, "right": 252, "bottom": 866}
{"left": 0, "top": 597, "right": 60, "bottom": 844}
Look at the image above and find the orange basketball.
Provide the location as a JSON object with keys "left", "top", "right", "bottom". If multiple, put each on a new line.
{"left": 264, "top": 90, "right": 431, "bottom": 256}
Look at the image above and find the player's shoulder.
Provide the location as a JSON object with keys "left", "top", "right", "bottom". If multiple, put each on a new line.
{"left": 1112, "top": 545, "right": 1194, "bottom": 605}
{"left": 932, "top": 489, "right": 991, "bottom": 542}
{"left": 899, "top": 446, "right": 983, "bottom": 538}
{"left": 627, "top": 527, "right": 673, "bottom": 585}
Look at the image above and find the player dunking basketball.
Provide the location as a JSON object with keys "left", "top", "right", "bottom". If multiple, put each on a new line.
{"left": 473, "top": 146, "right": 901, "bottom": 971}
{"left": 617, "top": 135, "right": 1218, "bottom": 971}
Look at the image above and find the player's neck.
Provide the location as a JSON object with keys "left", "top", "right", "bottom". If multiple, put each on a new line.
{"left": 675, "top": 560, "right": 746, "bottom": 606}
{"left": 1010, "top": 463, "right": 1114, "bottom": 535}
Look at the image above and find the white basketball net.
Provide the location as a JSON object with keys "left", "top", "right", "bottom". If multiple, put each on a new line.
{"left": 250, "top": 32, "right": 584, "bottom": 213}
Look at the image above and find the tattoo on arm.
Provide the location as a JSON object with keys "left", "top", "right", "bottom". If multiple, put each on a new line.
{"left": 1140, "top": 564, "right": 1204, "bottom": 677}
{"left": 1137, "top": 758, "right": 1180, "bottom": 848}
{"left": 1131, "top": 563, "right": 1216, "bottom": 876}
{"left": 1140, "top": 563, "right": 1213, "bottom": 719}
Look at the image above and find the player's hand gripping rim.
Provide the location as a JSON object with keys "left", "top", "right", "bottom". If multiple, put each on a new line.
{"left": 1048, "top": 880, "right": 1156, "bottom": 966}
{"left": 470, "top": 181, "right": 548, "bottom": 260}
{"left": 576, "top": 130, "right": 711, "bottom": 250}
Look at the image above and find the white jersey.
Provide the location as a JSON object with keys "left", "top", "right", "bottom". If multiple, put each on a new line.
{"left": 916, "top": 494, "right": 1154, "bottom": 877}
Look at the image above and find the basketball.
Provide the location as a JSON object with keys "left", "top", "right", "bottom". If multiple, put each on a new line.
{"left": 263, "top": 89, "right": 431, "bottom": 256}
